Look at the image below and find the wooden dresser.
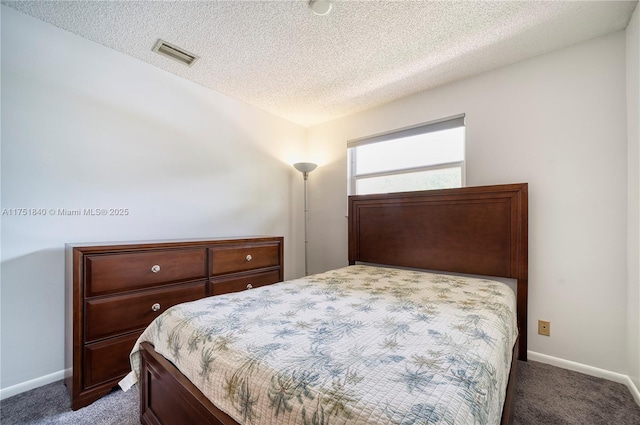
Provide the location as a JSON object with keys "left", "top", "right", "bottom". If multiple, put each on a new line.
{"left": 65, "top": 236, "right": 283, "bottom": 410}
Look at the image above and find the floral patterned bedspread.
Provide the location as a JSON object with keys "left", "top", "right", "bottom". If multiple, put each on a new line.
{"left": 122, "top": 265, "right": 517, "bottom": 425}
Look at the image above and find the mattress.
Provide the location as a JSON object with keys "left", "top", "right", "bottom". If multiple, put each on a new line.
{"left": 121, "top": 264, "right": 518, "bottom": 425}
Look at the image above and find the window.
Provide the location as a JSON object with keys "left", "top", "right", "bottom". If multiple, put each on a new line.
{"left": 348, "top": 115, "right": 465, "bottom": 195}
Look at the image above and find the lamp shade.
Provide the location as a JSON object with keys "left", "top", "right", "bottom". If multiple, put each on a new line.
{"left": 293, "top": 162, "right": 318, "bottom": 173}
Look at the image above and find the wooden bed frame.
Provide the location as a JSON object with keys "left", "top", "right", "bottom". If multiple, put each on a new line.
{"left": 138, "top": 183, "right": 528, "bottom": 425}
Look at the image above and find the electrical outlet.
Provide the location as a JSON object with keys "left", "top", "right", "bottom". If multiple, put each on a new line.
{"left": 538, "top": 320, "right": 551, "bottom": 336}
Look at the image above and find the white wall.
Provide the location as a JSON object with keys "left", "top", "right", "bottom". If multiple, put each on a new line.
{"left": 308, "top": 32, "right": 630, "bottom": 376}
{"left": 627, "top": 4, "right": 640, "bottom": 393}
{"left": 0, "top": 6, "right": 307, "bottom": 393}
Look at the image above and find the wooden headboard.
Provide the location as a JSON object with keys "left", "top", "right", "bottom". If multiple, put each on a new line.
{"left": 348, "top": 183, "right": 528, "bottom": 361}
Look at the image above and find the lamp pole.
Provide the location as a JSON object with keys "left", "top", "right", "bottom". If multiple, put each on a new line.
{"left": 293, "top": 162, "right": 317, "bottom": 276}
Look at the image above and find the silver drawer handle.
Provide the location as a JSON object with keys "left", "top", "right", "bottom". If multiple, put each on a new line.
{"left": 151, "top": 303, "right": 161, "bottom": 312}
{"left": 245, "top": 254, "right": 252, "bottom": 261}
{"left": 151, "top": 265, "right": 161, "bottom": 273}
{"left": 246, "top": 284, "right": 253, "bottom": 290}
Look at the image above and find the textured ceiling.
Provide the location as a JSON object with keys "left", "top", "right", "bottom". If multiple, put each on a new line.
{"left": 3, "top": 1, "right": 638, "bottom": 127}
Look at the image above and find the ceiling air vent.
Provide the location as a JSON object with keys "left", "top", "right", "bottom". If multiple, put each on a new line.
{"left": 152, "top": 39, "right": 199, "bottom": 67}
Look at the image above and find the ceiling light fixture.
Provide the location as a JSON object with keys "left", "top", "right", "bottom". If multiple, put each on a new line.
{"left": 309, "top": 0, "right": 333, "bottom": 16}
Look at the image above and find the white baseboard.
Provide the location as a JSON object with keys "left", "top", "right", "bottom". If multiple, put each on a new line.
{"left": 2, "top": 355, "right": 639, "bottom": 408}
{"left": 528, "top": 350, "right": 640, "bottom": 406}
{"left": 0, "top": 369, "right": 68, "bottom": 401}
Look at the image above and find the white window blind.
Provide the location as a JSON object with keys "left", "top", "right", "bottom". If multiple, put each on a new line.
{"left": 348, "top": 114, "right": 466, "bottom": 195}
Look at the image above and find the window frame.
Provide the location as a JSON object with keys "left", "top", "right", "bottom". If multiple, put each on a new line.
{"left": 347, "top": 114, "right": 466, "bottom": 196}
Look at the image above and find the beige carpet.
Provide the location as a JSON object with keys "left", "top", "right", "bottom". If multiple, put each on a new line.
{"left": 1, "top": 360, "right": 639, "bottom": 424}
{"left": 514, "top": 361, "right": 640, "bottom": 425}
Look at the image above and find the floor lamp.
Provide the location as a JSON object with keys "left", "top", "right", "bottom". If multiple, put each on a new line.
{"left": 293, "top": 162, "right": 317, "bottom": 276}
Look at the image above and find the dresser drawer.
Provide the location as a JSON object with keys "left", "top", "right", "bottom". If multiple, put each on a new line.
{"left": 84, "top": 332, "right": 141, "bottom": 389}
{"left": 85, "top": 249, "right": 207, "bottom": 296}
{"left": 210, "top": 243, "right": 280, "bottom": 275}
{"left": 84, "top": 281, "right": 206, "bottom": 342}
{"left": 209, "top": 270, "right": 281, "bottom": 295}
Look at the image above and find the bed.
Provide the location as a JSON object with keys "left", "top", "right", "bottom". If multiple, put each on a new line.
{"left": 123, "top": 183, "right": 528, "bottom": 425}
